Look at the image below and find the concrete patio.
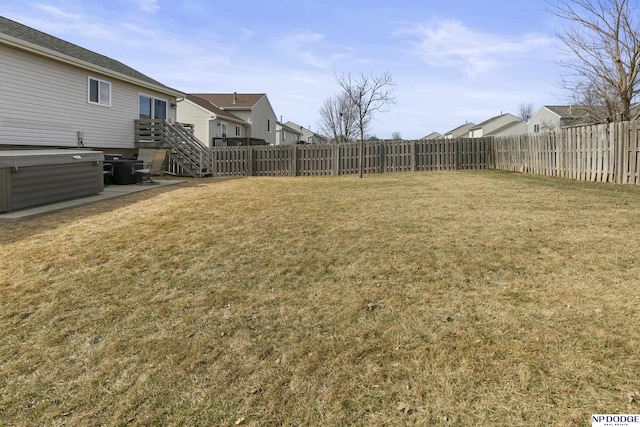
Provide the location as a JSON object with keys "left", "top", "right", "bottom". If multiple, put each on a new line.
{"left": 0, "top": 179, "right": 185, "bottom": 223}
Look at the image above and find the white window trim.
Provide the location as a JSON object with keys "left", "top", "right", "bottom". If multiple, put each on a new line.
{"left": 88, "top": 77, "right": 111, "bottom": 107}
{"left": 235, "top": 125, "right": 241, "bottom": 136}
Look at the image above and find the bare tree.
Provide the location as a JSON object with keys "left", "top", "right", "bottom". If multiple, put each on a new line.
{"left": 318, "top": 93, "right": 358, "bottom": 143}
{"left": 518, "top": 103, "right": 534, "bottom": 121}
{"left": 549, "top": 0, "right": 640, "bottom": 122}
{"left": 335, "top": 72, "right": 396, "bottom": 178}
{"left": 391, "top": 131, "right": 402, "bottom": 140}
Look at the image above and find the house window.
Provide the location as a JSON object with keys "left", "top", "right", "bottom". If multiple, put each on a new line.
{"left": 235, "top": 125, "right": 241, "bottom": 136}
{"left": 138, "top": 94, "right": 167, "bottom": 120}
{"left": 88, "top": 77, "right": 111, "bottom": 106}
{"left": 221, "top": 123, "right": 227, "bottom": 138}
{"left": 282, "top": 130, "right": 286, "bottom": 141}
{"left": 267, "top": 118, "right": 272, "bottom": 132}
{"left": 533, "top": 123, "right": 540, "bottom": 133}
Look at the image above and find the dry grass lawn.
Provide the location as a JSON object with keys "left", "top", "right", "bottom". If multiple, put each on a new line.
{"left": 1, "top": 170, "right": 640, "bottom": 426}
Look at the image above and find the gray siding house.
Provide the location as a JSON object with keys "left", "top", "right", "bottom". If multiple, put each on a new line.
{"left": 528, "top": 104, "right": 640, "bottom": 134}
{"left": 0, "top": 16, "right": 183, "bottom": 151}
{"left": 528, "top": 106, "right": 604, "bottom": 134}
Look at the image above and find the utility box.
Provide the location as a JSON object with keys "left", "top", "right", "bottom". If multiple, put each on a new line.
{"left": 0, "top": 149, "right": 104, "bottom": 213}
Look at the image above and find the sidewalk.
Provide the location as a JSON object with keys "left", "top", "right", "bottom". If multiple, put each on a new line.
{"left": 0, "top": 179, "right": 185, "bottom": 223}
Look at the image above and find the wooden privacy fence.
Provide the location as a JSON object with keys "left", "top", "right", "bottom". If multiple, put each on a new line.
{"left": 494, "top": 121, "right": 640, "bottom": 185}
{"left": 162, "top": 120, "right": 640, "bottom": 184}
{"left": 202, "top": 138, "right": 492, "bottom": 177}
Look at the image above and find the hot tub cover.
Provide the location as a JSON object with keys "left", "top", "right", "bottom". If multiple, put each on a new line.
{"left": 0, "top": 150, "right": 105, "bottom": 169}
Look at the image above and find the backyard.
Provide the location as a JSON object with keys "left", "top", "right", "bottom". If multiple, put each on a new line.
{"left": 0, "top": 170, "right": 639, "bottom": 426}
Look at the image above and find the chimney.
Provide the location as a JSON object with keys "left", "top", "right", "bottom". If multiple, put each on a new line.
{"left": 233, "top": 92, "right": 237, "bottom": 104}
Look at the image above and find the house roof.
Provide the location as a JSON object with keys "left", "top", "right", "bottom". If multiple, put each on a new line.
{"left": 185, "top": 95, "right": 248, "bottom": 124}
{"left": 0, "top": 16, "right": 182, "bottom": 97}
{"left": 444, "top": 122, "right": 476, "bottom": 137}
{"left": 190, "top": 93, "right": 266, "bottom": 110}
{"left": 420, "top": 132, "right": 443, "bottom": 140}
{"left": 542, "top": 105, "right": 611, "bottom": 126}
{"left": 284, "top": 121, "right": 328, "bottom": 140}
{"left": 277, "top": 121, "right": 303, "bottom": 135}
{"left": 485, "top": 120, "right": 525, "bottom": 136}
{"left": 470, "top": 113, "right": 518, "bottom": 131}
{"left": 541, "top": 104, "right": 640, "bottom": 126}
{"left": 284, "top": 121, "right": 306, "bottom": 132}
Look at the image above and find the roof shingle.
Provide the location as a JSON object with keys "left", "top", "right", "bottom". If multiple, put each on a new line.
{"left": 0, "top": 16, "right": 180, "bottom": 95}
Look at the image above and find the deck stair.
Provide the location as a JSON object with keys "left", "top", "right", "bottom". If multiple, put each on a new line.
{"left": 135, "top": 119, "right": 214, "bottom": 177}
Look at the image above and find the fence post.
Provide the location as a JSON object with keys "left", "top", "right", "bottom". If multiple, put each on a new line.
{"left": 488, "top": 137, "right": 495, "bottom": 169}
{"left": 410, "top": 141, "right": 416, "bottom": 171}
{"left": 247, "top": 146, "right": 254, "bottom": 176}
{"left": 291, "top": 145, "right": 298, "bottom": 177}
{"left": 621, "top": 121, "right": 630, "bottom": 184}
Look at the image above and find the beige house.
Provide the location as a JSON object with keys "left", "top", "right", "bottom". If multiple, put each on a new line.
{"left": 178, "top": 93, "right": 277, "bottom": 145}
{"left": 444, "top": 123, "right": 476, "bottom": 139}
{"left": 468, "top": 113, "right": 519, "bottom": 138}
{"left": 487, "top": 120, "right": 528, "bottom": 137}
{"left": 284, "top": 121, "right": 329, "bottom": 144}
{"left": 177, "top": 95, "right": 250, "bottom": 147}
{"left": 420, "top": 132, "right": 444, "bottom": 140}
{"left": 275, "top": 122, "right": 302, "bottom": 145}
{"left": 0, "top": 16, "right": 183, "bottom": 152}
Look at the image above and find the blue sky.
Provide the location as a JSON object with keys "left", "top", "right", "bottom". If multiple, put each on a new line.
{"left": 0, "top": 0, "right": 567, "bottom": 139}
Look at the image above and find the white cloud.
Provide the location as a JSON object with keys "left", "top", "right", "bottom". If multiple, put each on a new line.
{"left": 239, "top": 28, "right": 255, "bottom": 40}
{"left": 275, "top": 31, "right": 327, "bottom": 68}
{"left": 136, "top": 0, "right": 160, "bottom": 13}
{"left": 23, "top": 4, "right": 122, "bottom": 42}
{"left": 274, "top": 31, "right": 349, "bottom": 69}
{"left": 395, "top": 19, "right": 553, "bottom": 77}
{"left": 33, "top": 3, "right": 81, "bottom": 20}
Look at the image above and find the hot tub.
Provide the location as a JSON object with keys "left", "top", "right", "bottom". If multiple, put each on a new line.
{"left": 0, "top": 149, "right": 104, "bottom": 213}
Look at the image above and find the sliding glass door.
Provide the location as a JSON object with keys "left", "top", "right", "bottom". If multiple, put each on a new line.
{"left": 139, "top": 94, "right": 167, "bottom": 120}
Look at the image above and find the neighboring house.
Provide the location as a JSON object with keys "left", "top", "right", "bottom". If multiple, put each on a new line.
{"left": 275, "top": 121, "right": 302, "bottom": 145}
{"left": 468, "top": 113, "right": 520, "bottom": 138}
{"left": 444, "top": 123, "right": 476, "bottom": 139}
{"left": 487, "top": 120, "right": 528, "bottom": 137}
{"left": 0, "top": 16, "right": 183, "bottom": 151}
{"left": 179, "top": 93, "right": 277, "bottom": 145}
{"left": 529, "top": 104, "right": 640, "bottom": 134}
{"left": 528, "top": 105, "right": 606, "bottom": 134}
{"left": 177, "top": 95, "right": 249, "bottom": 147}
{"left": 284, "top": 121, "right": 329, "bottom": 144}
{"left": 420, "top": 132, "right": 444, "bottom": 140}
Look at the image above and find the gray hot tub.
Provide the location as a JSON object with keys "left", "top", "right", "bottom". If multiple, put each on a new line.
{"left": 0, "top": 149, "right": 104, "bottom": 213}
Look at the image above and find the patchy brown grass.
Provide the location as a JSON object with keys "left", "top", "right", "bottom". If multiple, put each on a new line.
{"left": 1, "top": 170, "right": 640, "bottom": 426}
